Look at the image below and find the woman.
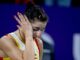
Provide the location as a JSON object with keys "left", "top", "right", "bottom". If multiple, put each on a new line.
{"left": 0, "top": 2, "right": 48, "bottom": 60}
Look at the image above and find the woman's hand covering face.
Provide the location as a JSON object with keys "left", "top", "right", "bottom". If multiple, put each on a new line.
{"left": 14, "top": 12, "right": 33, "bottom": 38}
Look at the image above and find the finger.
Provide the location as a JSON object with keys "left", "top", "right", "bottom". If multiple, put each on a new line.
{"left": 17, "top": 25, "right": 24, "bottom": 38}
{"left": 17, "top": 24, "right": 26, "bottom": 37}
{"left": 17, "top": 25, "right": 21, "bottom": 30}
{"left": 17, "top": 25, "right": 22, "bottom": 32}
{"left": 24, "top": 15, "right": 30, "bottom": 25}
{"left": 18, "top": 13, "right": 29, "bottom": 26}
{"left": 17, "top": 12, "right": 26, "bottom": 23}
{"left": 14, "top": 15, "right": 22, "bottom": 25}
{"left": 17, "top": 25, "right": 23, "bottom": 34}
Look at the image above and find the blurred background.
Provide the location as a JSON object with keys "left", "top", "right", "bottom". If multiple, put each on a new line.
{"left": 0, "top": 0, "right": 80, "bottom": 60}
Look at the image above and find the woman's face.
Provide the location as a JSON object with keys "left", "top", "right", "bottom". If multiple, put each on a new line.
{"left": 31, "top": 20, "right": 47, "bottom": 38}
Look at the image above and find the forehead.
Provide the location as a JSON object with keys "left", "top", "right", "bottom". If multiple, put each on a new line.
{"left": 31, "top": 20, "right": 47, "bottom": 28}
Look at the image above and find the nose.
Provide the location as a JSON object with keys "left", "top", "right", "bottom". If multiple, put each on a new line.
{"left": 35, "top": 31, "right": 42, "bottom": 38}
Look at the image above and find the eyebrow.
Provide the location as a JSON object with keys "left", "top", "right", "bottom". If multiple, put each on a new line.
{"left": 33, "top": 27, "right": 45, "bottom": 31}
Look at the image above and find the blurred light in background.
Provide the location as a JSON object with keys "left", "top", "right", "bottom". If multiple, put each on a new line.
{"left": 41, "top": 32, "right": 54, "bottom": 60}
{"left": 58, "top": 0, "right": 71, "bottom": 7}
{"left": 73, "top": 33, "right": 80, "bottom": 60}
{"left": 44, "top": 0, "right": 72, "bottom": 7}
{"left": 44, "top": 0, "right": 53, "bottom": 6}
{"left": 0, "top": 0, "right": 80, "bottom": 7}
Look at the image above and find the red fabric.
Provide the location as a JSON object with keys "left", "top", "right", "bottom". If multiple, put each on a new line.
{"left": 0, "top": 57, "right": 3, "bottom": 60}
{"left": 34, "top": 39, "right": 40, "bottom": 55}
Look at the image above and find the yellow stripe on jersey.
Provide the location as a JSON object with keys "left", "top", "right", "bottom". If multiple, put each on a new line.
{"left": 3, "top": 57, "right": 10, "bottom": 60}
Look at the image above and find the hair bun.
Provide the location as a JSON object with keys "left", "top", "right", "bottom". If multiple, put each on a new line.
{"left": 27, "top": 2, "right": 34, "bottom": 9}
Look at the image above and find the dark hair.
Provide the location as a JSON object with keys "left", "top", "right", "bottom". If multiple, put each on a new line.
{"left": 25, "top": 2, "right": 48, "bottom": 22}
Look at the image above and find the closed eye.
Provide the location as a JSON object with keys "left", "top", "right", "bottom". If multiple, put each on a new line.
{"left": 33, "top": 27, "right": 40, "bottom": 31}
{"left": 33, "top": 27, "right": 45, "bottom": 31}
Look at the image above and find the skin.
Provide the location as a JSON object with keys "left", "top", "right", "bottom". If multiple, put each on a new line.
{"left": 0, "top": 12, "right": 47, "bottom": 60}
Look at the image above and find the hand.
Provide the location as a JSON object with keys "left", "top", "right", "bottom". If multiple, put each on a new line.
{"left": 14, "top": 12, "right": 33, "bottom": 38}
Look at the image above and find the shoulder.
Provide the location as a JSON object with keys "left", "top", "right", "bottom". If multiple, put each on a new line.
{"left": 0, "top": 32, "right": 16, "bottom": 50}
{"left": 0, "top": 32, "right": 14, "bottom": 42}
{"left": 0, "top": 33, "right": 12, "bottom": 44}
{"left": 0, "top": 31, "right": 16, "bottom": 40}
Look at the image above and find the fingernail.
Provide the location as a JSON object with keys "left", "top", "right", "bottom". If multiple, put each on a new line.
{"left": 17, "top": 12, "right": 19, "bottom": 15}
